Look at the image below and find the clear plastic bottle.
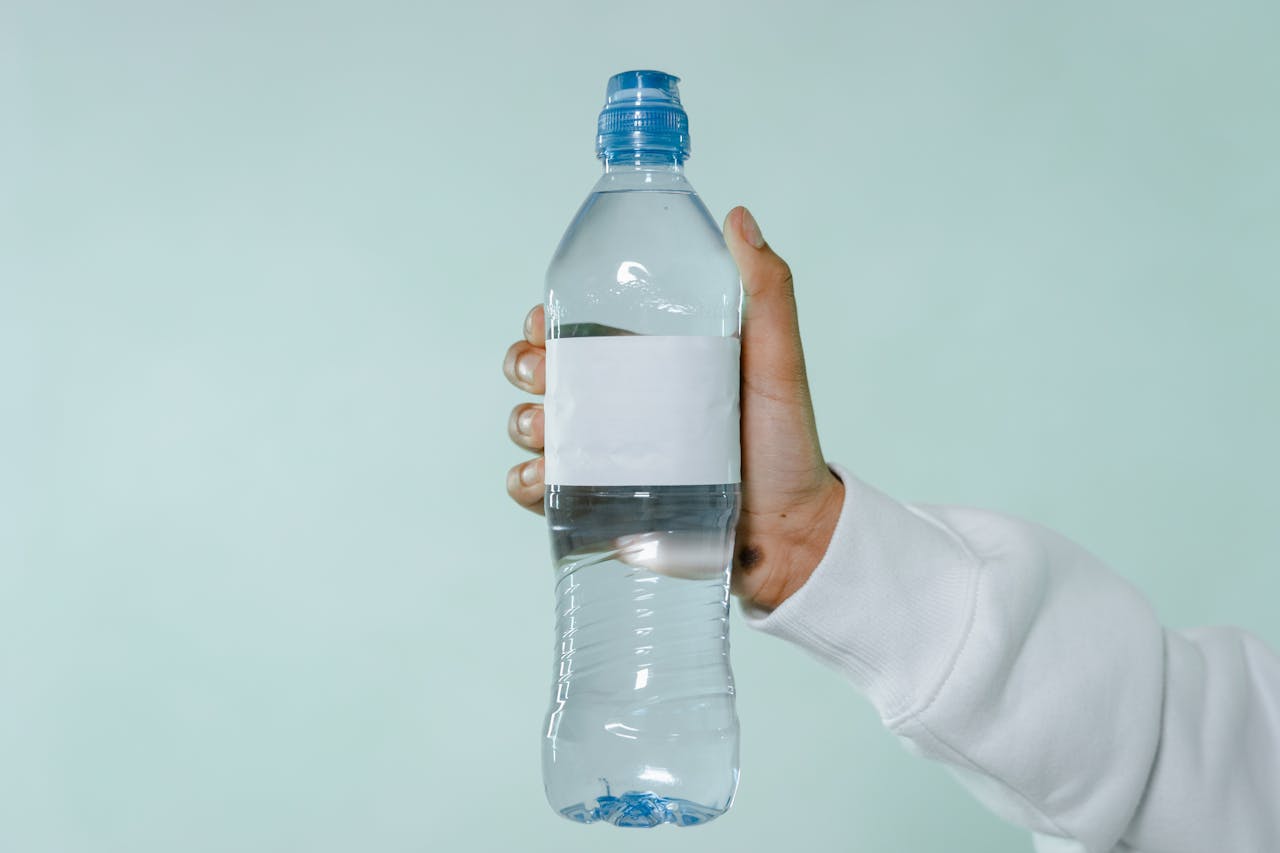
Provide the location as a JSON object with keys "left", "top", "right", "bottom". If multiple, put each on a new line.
{"left": 540, "top": 70, "right": 742, "bottom": 828}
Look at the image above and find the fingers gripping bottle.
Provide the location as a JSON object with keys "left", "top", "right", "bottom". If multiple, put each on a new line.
{"left": 541, "top": 70, "right": 742, "bottom": 827}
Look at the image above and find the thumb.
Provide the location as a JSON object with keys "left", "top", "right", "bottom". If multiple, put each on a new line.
{"left": 723, "top": 206, "right": 809, "bottom": 394}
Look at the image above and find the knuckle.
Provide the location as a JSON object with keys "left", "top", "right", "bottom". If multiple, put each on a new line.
{"left": 502, "top": 341, "right": 521, "bottom": 376}
{"left": 775, "top": 261, "right": 795, "bottom": 294}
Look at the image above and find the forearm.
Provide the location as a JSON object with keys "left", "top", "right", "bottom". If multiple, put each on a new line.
{"left": 745, "top": 465, "right": 1280, "bottom": 852}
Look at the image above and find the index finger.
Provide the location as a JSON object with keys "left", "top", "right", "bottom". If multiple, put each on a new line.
{"left": 523, "top": 304, "right": 546, "bottom": 347}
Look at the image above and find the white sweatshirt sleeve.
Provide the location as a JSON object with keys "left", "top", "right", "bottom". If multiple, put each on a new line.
{"left": 743, "top": 465, "right": 1280, "bottom": 853}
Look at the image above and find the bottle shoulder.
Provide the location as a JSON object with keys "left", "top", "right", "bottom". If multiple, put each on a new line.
{"left": 545, "top": 179, "right": 740, "bottom": 337}
{"left": 548, "top": 185, "right": 729, "bottom": 270}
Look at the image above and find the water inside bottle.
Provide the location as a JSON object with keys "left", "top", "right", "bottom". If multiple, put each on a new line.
{"left": 543, "top": 482, "right": 741, "bottom": 826}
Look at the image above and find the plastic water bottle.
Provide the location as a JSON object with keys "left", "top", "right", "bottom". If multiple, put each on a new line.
{"left": 540, "top": 70, "right": 742, "bottom": 828}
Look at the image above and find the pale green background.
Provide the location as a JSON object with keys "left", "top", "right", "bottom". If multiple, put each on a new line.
{"left": 3, "top": 1, "right": 1278, "bottom": 851}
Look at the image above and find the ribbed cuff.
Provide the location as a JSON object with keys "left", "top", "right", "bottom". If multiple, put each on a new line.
{"left": 741, "top": 464, "right": 983, "bottom": 723}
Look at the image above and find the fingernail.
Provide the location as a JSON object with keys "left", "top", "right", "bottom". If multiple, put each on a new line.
{"left": 519, "top": 458, "right": 541, "bottom": 486}
{"left": 517, "top": 408, "right": 535, "bottom": 435}
{"left": 515, "top": 352, "right": 542, "bottom": 384}
{"left": 741, "top": 207, "right": 765, "bottom": 249}
{"left": 524, "top": 309, "right": 534, "bottom": 339}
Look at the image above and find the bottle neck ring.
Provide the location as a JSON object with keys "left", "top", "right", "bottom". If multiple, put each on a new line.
{"left": 601, "top": 149, "right": 685, "bottom": 171}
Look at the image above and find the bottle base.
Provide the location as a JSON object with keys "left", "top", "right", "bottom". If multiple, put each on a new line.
{"left": 557, "top": 791, "right": 726, "bottom": 827}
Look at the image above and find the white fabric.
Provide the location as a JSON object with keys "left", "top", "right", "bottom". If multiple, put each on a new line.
{"left": 745, "top": 464, "right": 1280, "bottom": 853}
{"left": 544, "top": 336, "right": 740, "bottom": 486}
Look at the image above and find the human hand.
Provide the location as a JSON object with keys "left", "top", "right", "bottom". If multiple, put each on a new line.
{"left": 503, "top": 206, "right": 843, "bottom": 611}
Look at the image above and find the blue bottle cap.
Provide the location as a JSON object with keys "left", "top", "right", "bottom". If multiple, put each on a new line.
{"left": 596, "top": 70, "right": 690, "bottom": 162}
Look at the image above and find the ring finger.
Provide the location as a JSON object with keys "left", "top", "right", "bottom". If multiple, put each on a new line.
{"left": 508, "top": 403, "right": 544, "bottom": 451}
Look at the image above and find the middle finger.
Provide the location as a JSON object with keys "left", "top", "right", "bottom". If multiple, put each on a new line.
{"left": 503, "top": 340, "right": 546, "bottom": 394}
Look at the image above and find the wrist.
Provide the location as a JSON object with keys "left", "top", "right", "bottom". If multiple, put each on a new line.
{"left": 742, "top": 470, "right": 845, "bottom": 612}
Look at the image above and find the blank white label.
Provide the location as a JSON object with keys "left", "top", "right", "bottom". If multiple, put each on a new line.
{"left": 544, "top": 335, "right": 741, "bottom": 486}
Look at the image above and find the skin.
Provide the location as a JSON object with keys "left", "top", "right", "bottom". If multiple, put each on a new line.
{"left": 503, "top": 206, "right": 844, "bottom": 612}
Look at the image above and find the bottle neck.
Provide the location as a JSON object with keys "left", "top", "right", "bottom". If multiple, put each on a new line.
{"left": 597, "top": 150, "right": 691, "bottom": 192}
